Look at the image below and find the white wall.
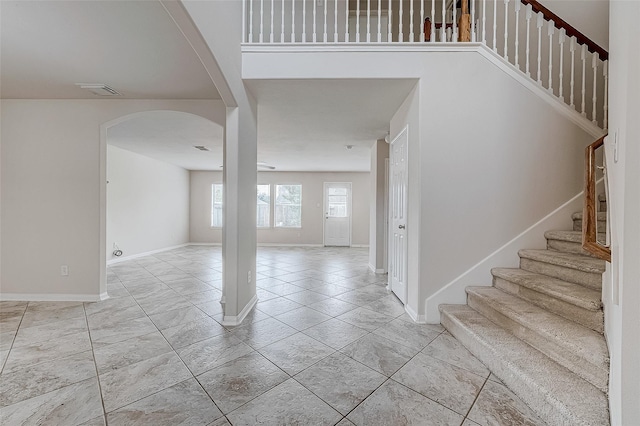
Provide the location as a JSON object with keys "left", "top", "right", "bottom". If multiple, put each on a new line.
{"left": 417, "top": 51, "right": 595, "bottom": 320}
{"left": 543, "top": 0, "right": 609, "bottom": 50}
{"left": 0, "top": 99, "right": 224, "bottom": 300}
{"left": 190, "top": 170, "right": 370, "bottom": 246}
{"left": 107, "top": 145, "right": 189, "bottom": 262}
{"left": 369, "top": 139, "right": 389, "bottom": 272}
{"left": 603, "top": 1, "right": 640, "bottom": 424}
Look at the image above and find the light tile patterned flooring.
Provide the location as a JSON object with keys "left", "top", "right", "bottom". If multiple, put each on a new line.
{"left": 0, "top": 246, "right": 545, "bottom": 425}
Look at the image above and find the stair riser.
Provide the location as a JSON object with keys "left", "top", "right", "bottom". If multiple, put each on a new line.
{"left": 547, "top": 239, "right": 601, "bottom": 258}
{"left": 520, "top": 258, "right": 602, "bottom": 290}
{"left": 467, "top": 292, "right": 608, "bottom": 392}
{"left": 440, "top": 310, "right": 597, "bottom": 426}
{"left": 493, "top": 277, "right": 604, "bottom": 333}
{"left": 573, "top": 219, "right": 606, "bottom": 232}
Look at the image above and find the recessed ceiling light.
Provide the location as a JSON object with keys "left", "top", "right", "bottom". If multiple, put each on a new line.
{"left": 345, "top": 145, "right": 354, "bottom": 150}
{"left": 194, "top": 145, "right": 210, "bottom": 151}
{"left": 75, "top": 83, "right": 122, "bottom": 96}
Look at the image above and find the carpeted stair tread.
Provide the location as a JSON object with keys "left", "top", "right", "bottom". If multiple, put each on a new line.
{"left": 545, "top": 230, "right": 606, "bottom": 245}
{"left": 440, "top": 304, "right": 610, "bottom": 426}
{"left": 466, "top": 287, "right": 609, "bottom": 391}
{"left": 491, "top": 267, "right": 601, "bottom": 311}
{"left": 571, "top": 211, "right": 607, "bottom": 222}
{"left": 519, "top": 249, "right": 606, "bottom": 274}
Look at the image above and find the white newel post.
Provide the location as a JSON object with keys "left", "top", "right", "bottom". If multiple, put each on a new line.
{"left": 603, "top": 60, "right": 609, "bottom": 130}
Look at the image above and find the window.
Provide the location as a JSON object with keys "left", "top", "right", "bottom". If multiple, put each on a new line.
{"left": 327, "top": 187, "right": 348, "bottom": 217}
{"left": 257, "top": 184, "right": 270, "bottom": 228}
{"left": 211, "top": 184, "right": 223, "bottom": 227}
{"left": 275, "top": 184, "right": 302, "bottom": 228}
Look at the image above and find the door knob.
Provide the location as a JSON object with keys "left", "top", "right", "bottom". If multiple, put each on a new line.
{"left": 398, "top": 225, "right": 405, "bottom": 229}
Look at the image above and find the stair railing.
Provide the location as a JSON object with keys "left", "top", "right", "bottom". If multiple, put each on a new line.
{"left": 244, "top": 0, "right": 608, "bottom": 128}
{"left": 582, "top": 135, "right": 611, "bottom": 262}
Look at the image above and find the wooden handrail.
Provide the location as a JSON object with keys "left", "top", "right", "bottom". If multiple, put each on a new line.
{"left": 582, "top": 135, "right": 611, "bottom": 262}
{"left": 520, "top": 0, "right": 608, "bottom": 61}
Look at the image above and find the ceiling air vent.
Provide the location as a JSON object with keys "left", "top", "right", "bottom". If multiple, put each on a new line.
{"left": 75, "top": 83, "right": 122, "bottom": 96}
{"left": 194, "top": 146, "right": 210, "bottom": 151}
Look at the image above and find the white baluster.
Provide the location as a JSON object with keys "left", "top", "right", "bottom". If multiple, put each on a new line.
{"left": 471, "top": 0, "right": 476, "bottom": 42}
{"left": 581, "top": 44, "right": 587, "bottom": 116}
{"left": 559, "top": 29, "right": 566, "bottom": 101}
{"left": 482, "top": 0, "right": 486, "bottom": 43}
{"left": 356, "top": 0, "right": 360, "bottom": 42}
{"left": 334, "top": 0, "right": 338, "bottom": 42}
{"left": 292, "top": 0, "right": 296, "bottom": 42}
{"left": 270, "top": 0, "right": 274, "bottom": 42}
{"left": 548, "top": 20, "right": 554, "bottom": 93}
{"left": 399, "top": 0, "right": 403, "bottom": 42}
{"left": 514, "top": 1, "right": 520, "bottom": 66}
{"left": 492, "top": 0, "right": 497, "bottom": 51}
{"left": 260, "top": 0, "right": 264, "bottom": 42}
{"left": 388, "top": 0, "right": 393, "bottom": 42}
{"left": 453, "top": 0, "right": 457, "bottom": 42}
{"left": 409, "top": 0, "right": 414, "bottom": 42}
{"left": 420, "top": 0, "right": 425, "bottom": 42}
{"left": 536, "top": 12, "right": 543, "bottom": 84}
{"left": 525, "top": 4, "right": 532, "bottom": 76}
{"left": 302, "top": 0, "right": 306, "bottom": 42}
{"left": 592, "top": 52, "right": 598, "bottom": 124}
{"left": 503, "top": 0, "right": 509, "bottom": 60}
{"left": 367, "top": 0, "right": 371, "bottom": 42}
{"left": 242, "top": 0, "right": 247, "bottom": 43}
{"left": 312, "top": 0, "right": 317, "bottom": 42}
{"left": 570, "top": 37, "right": 576, "bottom": 108}
{"left": 377, "top": 0, "right": 382, "bottom": 42}
{"left": 603, "top": 60, "right": 609, "bottom": 130}
{"left": 323, "top": 0, "right": 328, "bottom": 42}
{"left": 431, "top": 0, "right": 435, "bottom": 42}
{"left": 249, "top": 0, "right": 254, "bottom": 42}
{"left": 345, "top": 0, "right": 349, "bottom": 42}
{"left": 442, "top": 0, "right": 446, "bottom": 42}
{"left": 281, "top": 0, "right": 285, "bottom": 42}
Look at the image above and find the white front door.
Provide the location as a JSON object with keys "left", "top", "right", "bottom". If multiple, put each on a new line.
{"left": 389, "top": 127, "right": 408, "bottom": 304}
{"left": 324, "top": 182, "right": 351, "bottom": 247}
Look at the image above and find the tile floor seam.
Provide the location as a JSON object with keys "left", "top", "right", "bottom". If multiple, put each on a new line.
{"left": 462, "top": 372, "right": 491, "bottom": 422}
{"left": 82, "top": 302, "right": 109, "bottom": 425}
{"left": 0, "top": 302, "right": 27, "bottom": 375}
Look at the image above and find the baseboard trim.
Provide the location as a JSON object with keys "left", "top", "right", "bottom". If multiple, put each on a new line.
{"left": 188, "top": 242, "right": 222, "bottom": 246}
{"left": 258, "top": 243, "right": 324, "bottom": 247}
{"left": 351, "top": 244, "right": 370, "bottom": 248}
{"left": 222, "top": 295, "right": 258, "bottom": 326}
{"left": 405, "top": 303, "right": 426, "bottom": 324}
{"left": 0, "top": 292, "right": 108, "bottom": 302}
{"left": 107, "top": 243, "right": 189, "bottom": 265}
{"left": 423, "top": 179, "right": 604, "bottom": 323}
{"left": 368, "top": 264, "right": 386, "bottom": 274}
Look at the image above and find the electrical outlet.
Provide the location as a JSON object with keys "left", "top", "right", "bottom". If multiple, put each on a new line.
{"left": 60, "top": 265, "right": 69, "bottom": 276}
{"left": 247, "top": 270, "right": 252, "bottom": 283}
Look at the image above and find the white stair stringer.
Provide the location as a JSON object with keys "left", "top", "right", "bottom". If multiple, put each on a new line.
{"left": 440, "top": 304, "right": 610, "bottom": 426}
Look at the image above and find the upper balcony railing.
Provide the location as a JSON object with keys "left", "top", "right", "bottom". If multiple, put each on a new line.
{"left": 243, "top": 0, "right": 608, "bottom": 130}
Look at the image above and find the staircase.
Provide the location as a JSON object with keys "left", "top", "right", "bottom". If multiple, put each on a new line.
{"left": 439, "top": 195, "right": 610, "bottom": 426}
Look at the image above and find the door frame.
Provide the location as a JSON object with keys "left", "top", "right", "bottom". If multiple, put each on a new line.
{"left": 322, "top": 182, "right": 353, "bottom": 247}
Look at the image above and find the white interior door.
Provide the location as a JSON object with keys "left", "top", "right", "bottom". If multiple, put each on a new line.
{"left": 324, "top": 182, "right": 351, "bottom": 247}
{"left": 389, "top": 127, "right": 408, "bottom": 304}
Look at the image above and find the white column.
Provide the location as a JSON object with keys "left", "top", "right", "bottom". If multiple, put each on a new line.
{"left": 222, "top": 105, "right": 258, "bottom": 326}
